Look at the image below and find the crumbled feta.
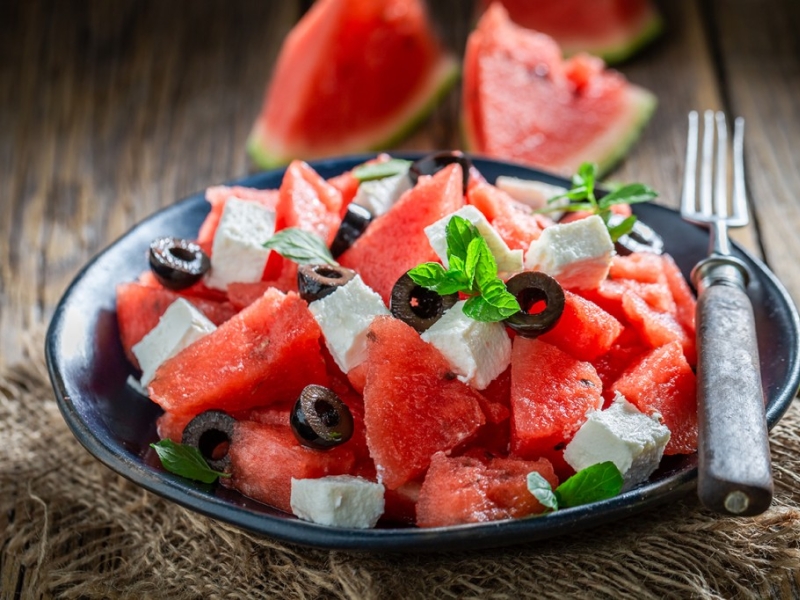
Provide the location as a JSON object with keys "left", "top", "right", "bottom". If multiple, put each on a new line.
{"left": 307, "top": 275, "right": 390, "bottom": 373}
{"left": 205, "top": 197, "right": 276, "bottom": 290}
{"left": 563, "top": 393, "right": 671, "bottom": 491}
{"left": 495, "top": 176, "right": 569, "bottom": 220}
{"left": 290, "top": 475, "right": 385, "bottom": 528}
{"left": 353, "top": 171, "right": 412, "bottom": 217}
{"left": 132, "top": 298, "right": 216, "bottom": 386}
{"left": 524, "top": 214, "right": 614, "bottom": 289}
{"left": 424, "top": 205, "right": 523, "bottom": 273}
{"left": 421, "top": 300, "right": 511, "bottom": 390}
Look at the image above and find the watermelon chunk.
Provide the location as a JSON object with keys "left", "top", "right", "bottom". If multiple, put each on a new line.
{"left": 467, "top": 182, "right": 544, "bottom": 251}
{"left": 198, "top": 186, "right": 280, "bottom": 251}
{"left": 416, "top": 452, "right": 557, "bottom": 527}
{"left": 148, "top": 289, "right": 328, "bottom": 417}
{"left": 247, "top": 0, "right": 459, "bottom": 167}
{"left": 510, "top": 338, "right": 603, "bottom": 463}
{"left": 612, "top": 341, "right": 697, "bottom": 455}
{"left": 362, "top": 316, "right": 486, "bottom": 489}
{"left": 462, "top": 4, "right": 656, "bottom": 176}
{"left": 339, "top": 164, "right": 464, "bottom": 303}
{"left": 482, "top": 0, "right": 663, "bottom": 64}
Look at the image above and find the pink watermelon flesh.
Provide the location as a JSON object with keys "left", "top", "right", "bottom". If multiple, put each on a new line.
{"left": 416, "top": 452, "right": 557, "bottom": 527}
{"left": 362, "top": 316, "right": 486, "bottom": 490}
{"left": 148, "top": 289, "right": 328, "bottom": 417}
{"left": 462, "top": 4, "right": 656, "bottom": 176}
{"left": 247, "top": 0, "right": 458, "bottom": 167}
{"left": 339, "top": 164, "right": 465, "bottom": 303}
{"left": 467, "top": 181, "right": 544, "bottom": 250}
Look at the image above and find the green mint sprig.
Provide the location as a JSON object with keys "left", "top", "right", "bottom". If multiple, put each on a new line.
{"left": 407, "top": 215, "right": 520, "bottom": 322}
{"left": 150, "top": 439, "right": 230, "bottom": 484}
{"left": 352, "top": 158, "right": 412, "bottom": 182}
{"left": 538, "top": 162, "right": 658, "bottom": 242}
{"left": 263, "top": 228, "right": 338, "bottom": 266}
{"left": 527, "top": 461, "right": 624, "bottom": 511}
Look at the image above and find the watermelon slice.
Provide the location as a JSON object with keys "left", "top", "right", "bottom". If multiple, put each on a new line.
{"left": 462, "top": 4, "right": 656, "bottom": 176}
{"left": 482, "top": 0, "right": 663, "bottom": 64}
{"left": 362, "top": 316, "right": 486, "bottom": 490}
{"left": 247, "top": 0, "right": 459, "bottom": 168}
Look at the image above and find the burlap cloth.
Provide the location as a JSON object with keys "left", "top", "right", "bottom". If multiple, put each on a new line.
{"left": 2, "top": 331, "right": 800, "bottom": 599}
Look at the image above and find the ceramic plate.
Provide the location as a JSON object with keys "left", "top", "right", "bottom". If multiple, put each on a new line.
{"left": 46, "top": 155, "right": 800, "bottom": 551}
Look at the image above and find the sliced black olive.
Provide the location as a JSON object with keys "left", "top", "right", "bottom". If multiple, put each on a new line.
{"left": 390, "top": 272, "right": 459, "bottom": 333}
{"left": 610, "top": 215, "right": 664, "bottom": 256}
{"left": 503, "top": 271, "right": 565, "bottom": 338}
{"left": 291, "top": 385, "right": 354, "bottom": 449}
{"left": 330, "top": 203, "right": 373, "bottom": 258}
{"left": 181, "top": 410, "right": 236, "bottom": 471}
{"left": 408, "top": 151, "right": 472, "bottom": 191}
{"left": 297, "top": 264, "right": 356, "bottom": 303}
{"left": 149, "top": 237, "right": 210, "bottom": 290}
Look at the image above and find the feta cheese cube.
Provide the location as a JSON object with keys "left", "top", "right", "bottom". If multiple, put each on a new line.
{"left": 132, "top": 298, "right": 216, "bottom": 386}
{"left": 205, "top": 197, "right": 276, "bottom": 290}
{"left": 353, "top": 171, "right": 412, "bottom": 217}
{"left": 524, "top": 214, "right": 614, "bottom": 290}
{"left": 495, "top": 176, "right": 569, "bottom": 220}
{"left": 421, "top": 300, "right": 511, "bottom": 390}
{"left": 424, "top": 205, "right": 523, "bottom": 273}
{"left": 307, "top": 275, "right": 390, "bottom": 373}
{"left": 563, "top": 393, "right": 671, "bottom": 491}
{"left": 290, "top": 475, "right": 385, "bottom": 529}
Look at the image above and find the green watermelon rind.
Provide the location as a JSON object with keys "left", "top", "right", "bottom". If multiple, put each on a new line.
{"left": 561, "top": 10, "right": 664, "bottom": 65}
{"left": 247, "top": 57, "right": 460, "bottom": 170}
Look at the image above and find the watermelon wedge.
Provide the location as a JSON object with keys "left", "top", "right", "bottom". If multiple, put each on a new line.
{"left": 462, "top": 4, "right": 656, "bottom": 176}
{"left": 247, "top": 0, "right": 459, "bottom": 168}
{"left": 482, "top": 0, "right": 663, "bottom": 65}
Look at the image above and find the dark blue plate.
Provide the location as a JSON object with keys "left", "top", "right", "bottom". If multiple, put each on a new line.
{"left": 45, "top": 155, "right": 800, "bottom": 551}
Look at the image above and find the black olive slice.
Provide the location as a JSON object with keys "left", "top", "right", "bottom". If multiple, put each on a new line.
{"left": 503, "top": 271, "right": 566, "bottom": 338}
{"left": 149, "top": 237, "right": 211, "bottom": 290}
{"left": 297, "top": 264, "right": 357, "bottom": 303}
{"left": 610, "top": 215, "right": 665, "bottom": 256}
{"left": 181, "top": 410, "right": 236, "bottom": 471}
{"left": 291, "top": 385, "right": 354, "bottom": 449}
{"left": 390, "top": 272, "right": 459, "bottom": 333}
{"left": 330, "top": 203, "right": 373, "bottom": 258}
{"left": 408, "top": 151, "right": 472, "bottom": 191}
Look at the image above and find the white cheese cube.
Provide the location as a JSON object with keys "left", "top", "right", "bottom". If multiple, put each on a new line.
{"left": 495, "top": 176, "right": 569, "bottom": 220}
{"left": 353, "top": 172, "right": 412, "bottom": 217}
{"left": 290, "top": 475, "right": 385, "bottom": 529}
{"left": 205, "top": 197, "right": 276, "bottom": 290}
{"left": 563, "top": 393, "right": 671, "bottom": 491}
{"left": 421, "top": 300, "right": 511, "bottom": 390}
{"left": 132, "top": 298, "right": 216, "bottom": 386}
{"left": 524, "top": 214, "right": 614, "bottom": 290}
{"left": 424, "top": 205, "right": 523, "bottom": 273}
{"left": 307, "top": 275, "right": 390, "bottom": 373}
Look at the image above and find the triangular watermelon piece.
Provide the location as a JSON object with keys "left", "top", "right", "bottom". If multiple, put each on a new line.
{"left": 339, "top": 164, "right": 465, "bottom": 303}
{"left": 362, "top": 316, "right": 486, "bottom": 489}
{"left": 467, "top": 181, "right": 544, "bottom": 251}
{"left": 148, "top": 288, "right": 328, "bottom": 417}
{"left": 247, "top": 0, "right": 459, "bottom": 167}
{"left": 462, "top": 4, "right": 656, "bottom": 176}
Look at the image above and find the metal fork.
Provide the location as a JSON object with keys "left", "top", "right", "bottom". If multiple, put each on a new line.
{"left": 682, "top": 110, "right": 773, "bottom": 516}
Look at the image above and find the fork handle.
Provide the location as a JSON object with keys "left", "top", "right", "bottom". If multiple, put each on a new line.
{"left": 695, "top": 262, "right": 773, "bottom": 516}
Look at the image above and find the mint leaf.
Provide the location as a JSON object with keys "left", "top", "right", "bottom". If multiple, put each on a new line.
{"left": 463, "top": 293, "right": 518, "bottom": 322}
{"left": 526, "top": 472, "right": 559, "bottom": 511}
{"left": 554, "top": 461, "right": 623, "bottom": 508}
{"left": 606, "top": 215, "right": 638, "bottom": 242}
{"left": 445, "top": 215, "right": 480, "bottom": 264}
{"left": 263, "top": 228, "right": 337, "bottom": 266}
{"left": 598, "top": 183, "right": 657, "bottom": 208}
{"left": 478, "top": 278, "right": 520, "bottom": 316}
{"left": 407, "top": 262, "right": 448, "bottom": 288}
{"left": 150, "top": 439, "right": 229, "bottom": 484}
{"left": 463, "top": 236, "right": 483, "bottom": 288}
{"left": 352, "top": 158, "right": 412, "bottom": 182}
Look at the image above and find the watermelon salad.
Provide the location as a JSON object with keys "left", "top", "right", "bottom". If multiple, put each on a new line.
{"left": 119, "top": 153, "right": 698, "bottom": 530}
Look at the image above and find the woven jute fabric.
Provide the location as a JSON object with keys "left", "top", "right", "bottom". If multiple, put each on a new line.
{"left": 2, "top": 333, "right": 800, "bottom": 599}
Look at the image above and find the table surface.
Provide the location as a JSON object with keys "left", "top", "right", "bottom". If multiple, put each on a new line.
{"left": 2, "top": 0, "right": 800, "bottom": 592}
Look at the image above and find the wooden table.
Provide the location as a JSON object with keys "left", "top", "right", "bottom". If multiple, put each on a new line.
{"left": 2, "top": 0, "right": 800, "bottom": 594}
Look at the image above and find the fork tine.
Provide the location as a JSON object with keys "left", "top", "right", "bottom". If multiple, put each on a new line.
{"left": 714, "top": 112, "right": 729, "bottom": 218}
{"left": 681, "top": 111, "right": 699, "bottom": 216}
{"left": 700, "top": 110, "right": 715, "bottom": 216}
{"left": 732, "top": 116, "right": 748, "bottom": 224}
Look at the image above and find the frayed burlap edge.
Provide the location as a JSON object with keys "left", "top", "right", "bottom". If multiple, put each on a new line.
{"left": 2, "top": 328, "right": 800, "bottom": 600}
